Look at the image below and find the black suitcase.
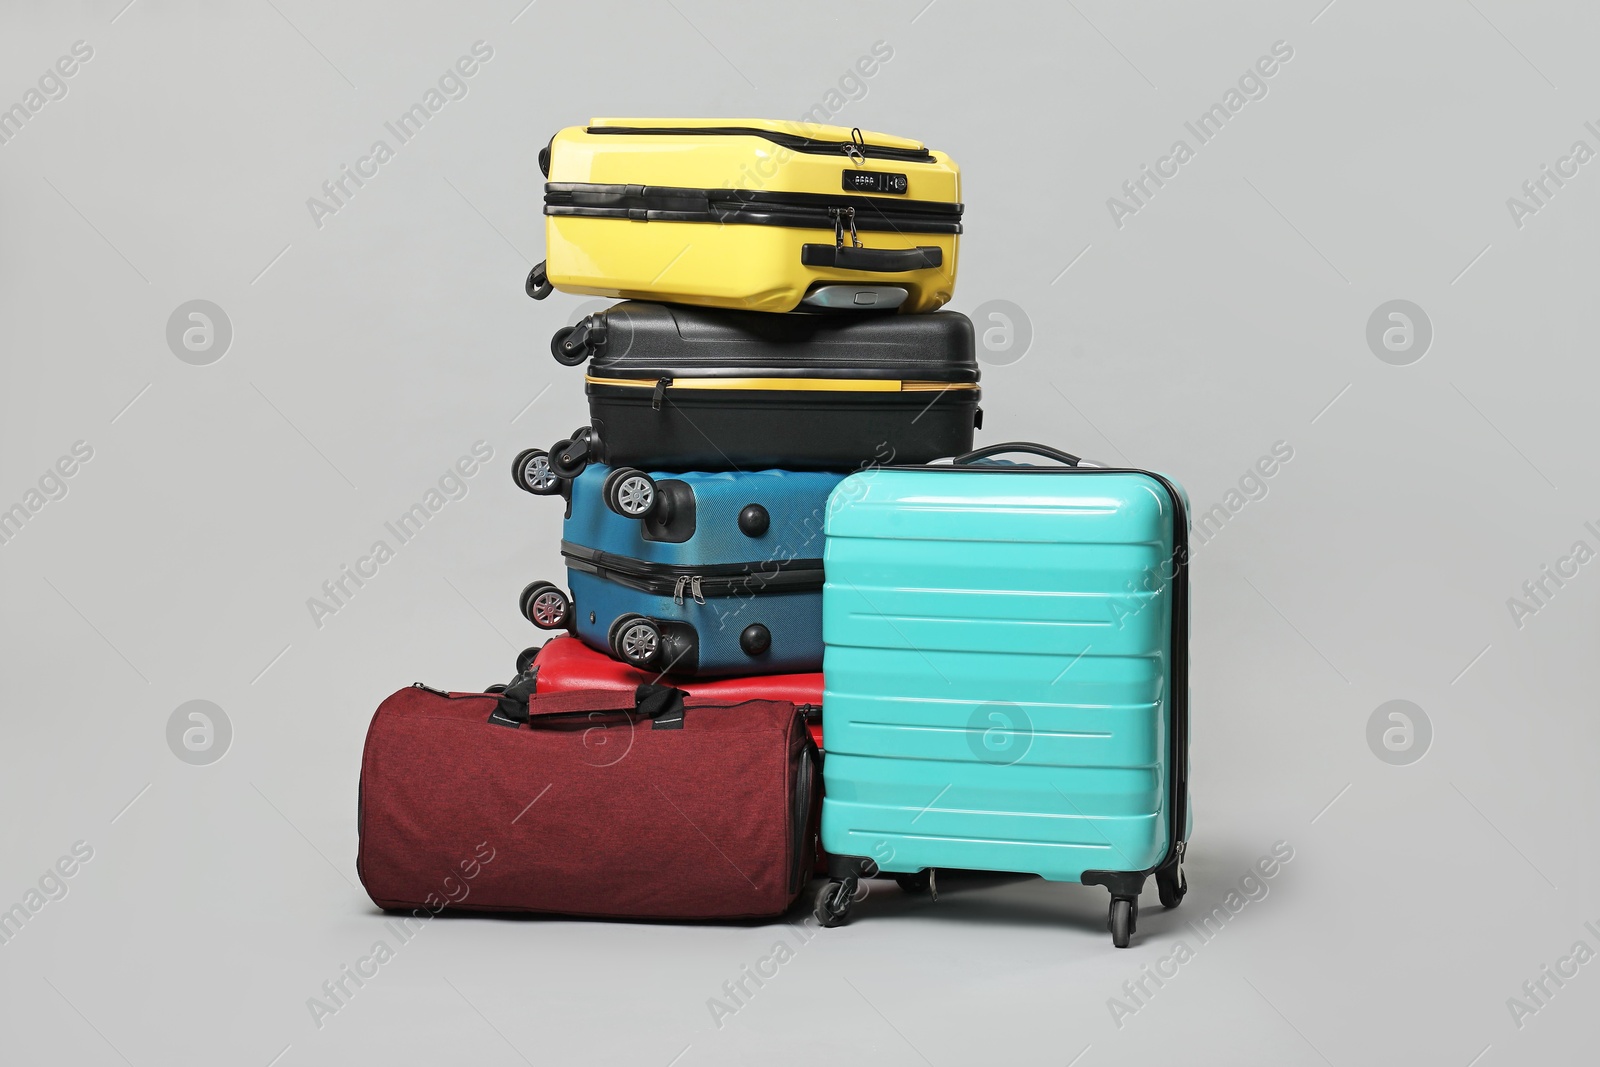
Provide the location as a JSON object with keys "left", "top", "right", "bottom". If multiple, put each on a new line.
{"left": 544, "top": 302, "right": 980, "bottom": 474}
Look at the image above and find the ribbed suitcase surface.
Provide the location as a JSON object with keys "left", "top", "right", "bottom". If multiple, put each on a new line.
{"left": 819, "top": 465, "right": 1188, "bottom": 884}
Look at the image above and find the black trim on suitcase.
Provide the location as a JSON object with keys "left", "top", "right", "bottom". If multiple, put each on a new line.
{"left": 562, "top": 301, "right": 979, "bottom": 382}
{"left": 560, "top": 541, "right": 826, "bottom": 597}
{"left": 582, "top": 124, "right": 939, "bottom": 164}
{"left": 583, "top": 390, "right": 980, "bottom": 472}
{"left": 544, "top": 183, "right": 963, "bottom": 234}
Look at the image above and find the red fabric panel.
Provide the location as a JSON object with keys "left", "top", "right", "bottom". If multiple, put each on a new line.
{"left": 357, "top": 686, "right": 814, "bottom": 920}
{"left": 531, "top": 635, "right": 825, "bottom": 748}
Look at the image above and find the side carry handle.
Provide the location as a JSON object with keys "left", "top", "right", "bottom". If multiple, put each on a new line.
{"left": 490, "top": 682, "right": 689, "bottom": 730}
{"left": 799, "top": 244, "right": 943, "bottom": 273}
{"left": 799, "top": 205, "right": 941, "bottom": 274}
{"left": 951, "top": 442, "right": 1082, "bottom": 467}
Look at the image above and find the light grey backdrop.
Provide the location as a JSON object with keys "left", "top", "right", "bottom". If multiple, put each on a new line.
{"left": 3, "top": 0, "right": 1595, "bottom": 1063}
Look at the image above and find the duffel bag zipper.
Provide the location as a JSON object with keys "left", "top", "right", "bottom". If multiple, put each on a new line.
{"left": 584, "top": 124, "right": 936, "bottom": 164}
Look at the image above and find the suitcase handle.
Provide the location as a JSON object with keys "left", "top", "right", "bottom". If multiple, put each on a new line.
{"left": 952, "top": 442, "right": 1082, "bottom": 467}
{"left": 798, "top": 244, "right": 943, "bottom": 273}
{"left": 493, "top": 683, "right": 688, "bottom": 727}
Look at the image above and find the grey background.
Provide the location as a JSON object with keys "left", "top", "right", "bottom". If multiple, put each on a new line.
{"left": 2, "top": 0, "right": 1595, "bottom": 1063}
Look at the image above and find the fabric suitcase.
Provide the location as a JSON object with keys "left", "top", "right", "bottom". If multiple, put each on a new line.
{"left": 526, "top": 118, "right": 962, "bottom": 314}
{"left": 516, "top": 462, "right": 840, "bottom": 677}
{"left": 522, "top": 635, "right": 824, "bottom": 748}
{"left": 540, "top": 301, "right": 980, "bottom": 473}
{"left": 813, "top": 443, "right": 1190, "bottom": 947}
{"left": 357, "top": 681, "right": 817, "bottom": 920}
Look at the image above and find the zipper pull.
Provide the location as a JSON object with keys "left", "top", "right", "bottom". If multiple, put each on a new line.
{"left": 691, "top": 575, "right": 705, "bottom": 604}
{"left": 412, "top": 682, "right": 450, "bottom": 697}
{"left": 673, "top": 575, "right": 688, "bottom": 605}
{"left": 651, "top": 376, "right": 672, "bottom": 411}
{"left": 843, "top": 127, "right": 867, "bottom": 165}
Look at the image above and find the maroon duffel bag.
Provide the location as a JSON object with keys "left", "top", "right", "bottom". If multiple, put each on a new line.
{"left": 357, "top": 679, "right": 817, "bottom": 920}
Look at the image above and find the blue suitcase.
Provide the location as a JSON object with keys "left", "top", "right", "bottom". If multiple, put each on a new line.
{"left": 516, "top": 462, "right": 844, "bottom": 677}
{"left": 813, "top": 443, "right": 1190, "bottom": 947}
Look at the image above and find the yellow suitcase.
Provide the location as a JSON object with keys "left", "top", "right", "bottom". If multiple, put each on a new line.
{"left": 527, "top": 118, "right": 962, "bottom": 314}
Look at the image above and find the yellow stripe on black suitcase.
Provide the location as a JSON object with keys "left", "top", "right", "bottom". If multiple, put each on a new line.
{"left": 528, "top": 118, "right": 962, "bottom": 314}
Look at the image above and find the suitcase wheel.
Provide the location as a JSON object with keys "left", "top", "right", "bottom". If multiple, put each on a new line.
{"left": 550, "top": 326, "right": 586, "bottom": 367}
{"left": 603, "top": 468, "right": 659, "bottom": 519}
{"left": 514, "top": 645, "right": 541, "bottom": 675}
{"left": 1109, "top": 898, "right": 1137, "bottom": 949}
{"left": 813, "top": 879, "right": 856, "bottom": 928}
{"left": 519, "top": 582, "right": 573, "bottom": 631}
{"left": 548, "top": 429, "right": 598, "bottom": 480}
{"left": 893, "top": 870, "right": 932, "bottom": 895}
{"left": 511, "top": 448, "right": 563, "bottom": 496}
{"left": 525, "top": 261, "right": 551, "bottom": 300}
{"left": 1156, "top": 863, "right": 1186, "bottom": 909}
{"left": 610, "top": 615, "right": 662, "bottom": 669}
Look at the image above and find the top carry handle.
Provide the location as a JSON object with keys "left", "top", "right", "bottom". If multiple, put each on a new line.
{"left": 951, "top": 442, "right": 1082, "bottom": 467}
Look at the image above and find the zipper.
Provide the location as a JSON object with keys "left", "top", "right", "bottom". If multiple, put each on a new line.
{"left": 411, "top": 682, "right": 451, "bottom": 697}
{"left": 544, "top": 183, "right": 961, "bottom": 232}
{"left": 671, "top": 575, "right": 705, "bottom": 605}
{"left": 562, "top": 541, "right": 824, "bottom": 597}
{"left": 588, "top": 375, "right": 979, "bottom": 394}
{"left": 585, "top": 125, "right": 936, "bottom": 164}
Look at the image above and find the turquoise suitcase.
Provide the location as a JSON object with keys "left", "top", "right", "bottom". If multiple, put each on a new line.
{"left": 815, "top": 443, "right": 1189, "bottom": 947}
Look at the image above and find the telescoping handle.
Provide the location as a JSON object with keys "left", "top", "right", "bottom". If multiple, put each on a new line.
{"left": 951, "top": 442, "right": 1083, "bottom": 467}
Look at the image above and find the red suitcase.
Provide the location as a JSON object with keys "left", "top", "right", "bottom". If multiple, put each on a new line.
{"left": 358, "top": 683, "right": 817, "bottom": 920}
{"left": 525, "top": 636, "right": 824, "bottom": 749}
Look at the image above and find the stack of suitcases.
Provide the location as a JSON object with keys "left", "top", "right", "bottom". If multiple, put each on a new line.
{"left": 356, "top": 119, "right": 1190, "bottom": 948}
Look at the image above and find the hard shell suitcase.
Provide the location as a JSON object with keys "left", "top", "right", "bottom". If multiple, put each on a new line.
{"left": 539, "top": 301, "right": 980, "bottom": 474}
{"left": 357, "top": 681, "right": 818, "bottom": 920}
{"left": 517, "top": 463, "right": 840, "bottom": 677}
{"left": 526, "top": 118, "right": 962, "bottom": 314}
{"left": 813, "top": 443, "right": 1190, "bottom": 947}
{"left": 522, "top": 635, "right": 824, "bottom": 749}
